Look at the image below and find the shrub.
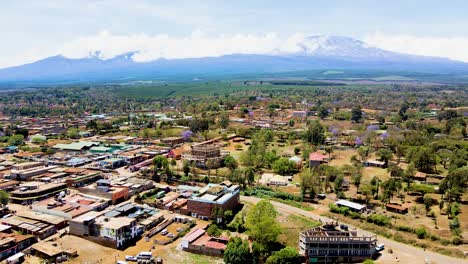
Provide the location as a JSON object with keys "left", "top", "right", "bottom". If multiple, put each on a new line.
{"left": 367, "top": 214, "right": 391, "bottom": 226}
{"left": 396, "top": 225, "right": 414, "bottom": 233}
{"left": 451, "top": 236, "right": 462, "bottom": 245}
{"left": 206, "top": 224, "right": 222, "bottom": 237}
{"left": 440, "top": 238, "right": 450, "bottom": 246}
{"left": 349, "top": 211, "right": 361, "bottom": 219}
{"left": 415, "top": 227, "right": 427, "bottom": 239}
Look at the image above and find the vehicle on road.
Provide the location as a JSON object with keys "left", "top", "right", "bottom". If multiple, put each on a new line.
{"left": 125, "top": 255, "right": 137, "bottom": 261}
{"left": 376, "top": 243, "right": 385, "bottom": 251}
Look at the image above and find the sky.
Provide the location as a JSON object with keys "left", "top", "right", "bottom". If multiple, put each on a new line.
{"left": 1, "top": 0, "right": 468, "bottom": 68}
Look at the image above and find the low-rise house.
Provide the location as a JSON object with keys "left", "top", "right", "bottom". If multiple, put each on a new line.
{"left": 78, "top": 180, "right": 129, "bottom": 205}
{"left": 161, "top": 137, "right": 185, "bottom": 146}
{"left": 181, "top": 228, "right": 228, "bottom": 257}
{"left": 309, "top": 152, "right": 328, "bottom": 167}
{"left": 259, "top": 173, "right": 288, "bottom": 186}
{"left": 9, "top": 165, "right": 58, "bottom": 180}
{"left": 0, "top": 233, "right": 36, "bottom": 261}
{"left": 335, "top": 200, "right": 366, "bottom": 213}
{"left": 52, "top": 141, "right": 101, "bottom": 152}
{"left": 385, "top": 203, "right": 410, "bottom": 214}
{"left": 363, "top": 160, "right": 386, "bottom": 168}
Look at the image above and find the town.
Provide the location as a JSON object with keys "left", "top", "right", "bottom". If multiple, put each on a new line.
{"left": 0, "top": 82, "right": 466, "bottom": 264}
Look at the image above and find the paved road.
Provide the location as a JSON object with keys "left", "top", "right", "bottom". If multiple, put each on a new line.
{"left": 241, "top": 196, "right": 466, "bottom": 264}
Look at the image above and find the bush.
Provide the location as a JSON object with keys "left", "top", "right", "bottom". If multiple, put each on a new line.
{"left": 440, "top": 238, "right": 450, "bottom": 246}
{"left": 451, "top": 236, "right": 462, "bottom": 245}
{"left": 206, "top": 224, "right": 222, "bottom": 237}
{"left": 415, "top": 227, "right": 427, "bottom": 239}
{"left": 396, "top": 225, "right": 414, "bottom": 233}
{"left": 349, "top": 211, "right": 361, "bottom": 219}
{"left": 367, "top": 214, "right": 391, "bottom": 226}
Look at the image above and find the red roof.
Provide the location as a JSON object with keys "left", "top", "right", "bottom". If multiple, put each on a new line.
{"left": 309, "top": 152, "right": 328, "bottom": 161}
{"left": 206, "top": 241, "right": 227, "bottom": 250}
{"left": 183, "top": 228, "right": 206, "bottom": 243}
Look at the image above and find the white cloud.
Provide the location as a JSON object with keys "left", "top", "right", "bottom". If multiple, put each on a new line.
{"left": 2, "top": 30, "right": 468, "bottom": 68}
{"left": 364, "top": 32, "right": 468, "bottom": 62}
{"left": 57, "top": 30, "right": 293, "bottom": 62}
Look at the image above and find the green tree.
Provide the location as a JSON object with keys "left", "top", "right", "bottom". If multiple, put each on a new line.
{"left": 0, "top": 190, "right": 9, "bottom": 207}
{"left": 352, "top": 172, "right": 362, "bottom": 193}
{"left": 413, "top": 147, "right": 437, "bottom": 173}
{"left": 224, "top": 155, "right": 239, "bottom": 171}
{"left": 265, "top": 247, "right": 300, "bottom": 264}
{"left": 272, "top": 157, "right": 295, "bottom": 175}
{"left": 351, "top": 105, "right": 363, "bottom": 123}
{"left": 246, "top": 200, "right": 281, "bottom": 246}
{"left": 245, "top": 167, "right": 255, "bottom": 186}
{"left": 303, "top": 121, "right": 325, "bottom": 145}
{"left": 8, "top": 134, "right": 24, "bottom": 146}
{"left": 219, "top": 113, "right": 230, "bottom": 129}
{"left": 377, "top": 148, "right": 393, "bottom": 166}
{"left": 153, "top": 155, "right": 169, "bottom": 176}
{"left": 224, "top": 237, "right": 252, "bottom": 264}
{"left": 66, "top": 128, "right": 80, "bottom": 139}
{"left": 357, "top": 146, "right": 371, "bottom": 162}
{"left": 182, "top": 160, "right": 190, "bottom": 176}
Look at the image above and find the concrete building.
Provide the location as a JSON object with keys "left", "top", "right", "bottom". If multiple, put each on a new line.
{"left": 9, "top": 182, "right": 67, "bottom": 204}
{"left": 335, "top": 200, "right": 366, "bottom": 213}
{"left": 309, "top": 152, "right": 328, "bottom": 167}
{"left": 182, "top": 144, "right": 228, "bottom": 168}
{"left": 187, "top": 183, "right": 240, "bottom": 222}
{"left": 69, "top": 211, "right": 138, "bottom": 249}
{"left": 299, "top": 223, "right": 377, "bottom": 263}
{"left": 0, "top": 233, "right": 35, "bottom": 261}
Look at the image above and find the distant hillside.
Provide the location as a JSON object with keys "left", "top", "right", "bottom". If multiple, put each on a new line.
{"left": 1, "top": 35, "right": 468, "bottom": 84}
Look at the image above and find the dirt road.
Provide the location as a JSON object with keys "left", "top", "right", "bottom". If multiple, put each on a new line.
{"left": 241, "top": 196, "right": 466, "bottom": 264}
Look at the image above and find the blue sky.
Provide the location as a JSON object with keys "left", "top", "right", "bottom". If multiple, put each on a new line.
{"left": 1, "top": 0, "right": 468, "bottom": 67}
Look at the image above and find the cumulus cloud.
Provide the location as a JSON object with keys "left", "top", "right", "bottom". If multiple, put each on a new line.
{"left": 58, "top": 30, "right": 294, "bottom": 62}
{"left": 2, "top": 30, "right": 468, "bottom": 68}
{"left": 364, "top": 32, "right": 468, "bottom": 62}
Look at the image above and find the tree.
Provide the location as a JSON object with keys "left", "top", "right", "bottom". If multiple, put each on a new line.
{"left": 377, "top": 148, "right": 393, "bottom": 167}
{"left": 325, "top": 146, "right": 333, "bottom": 161}
{"left": 334, "top": 175, "right": 344, "bottom": 196}
{"left": 219, "top": 113, "right": 230, "bottom": 129}
{"left": 437, "top": 149, "right": 453, "bottom": 169}
{"left": 0, "top": 190, "right": 8, "bottom": 207}
{"left": 351, "top": 105, "right": 363, "bottom": 123}
{"left": 352, "top": 173, "right": 362, "bottom": 193}
{"left": 272, "top": 158, "right": 295, "bottom": 175}
{"left": 224, "top": 155, "right": 238, "bottom": 171}
{"left": 246, "top": 200, "right": 281, "bottom": 246}
{"left": 224, "top": 237, "right": 252, "bottom": 264}
{"left": 318, "top": 107, "right": 329, "bottom": 119}
{"left": 357, "top": 146, "right": 371, "bottom": 162}
{"left": 403, "top": 163, "right": 416, "bottom": 187}
{"left": 423, "top": 194, "right": 432, "bottom": 213}
{"left": 182, "top": 160, "right": 190, "bottom": 176}
{"left": 413, "top": 147, "right": 437, "bottom": 173}
{"left": 265, "top": 247, "right": 301, "bottom": 264}
{"left": 440, "top": 166, "right": 468, "bottom": 202}
{"left": 153, "top": 155, "right": 169, "bottom": 176}
{"left": 8, "top": 134, "right": 24, "bottom": 146}
{"left": 245, "top": 167, "right": 255, "bottom": 186}
{"left": 303, "top": 121, "right": 325, "bottom": 145}
{"left": 66, "top": 128, "right": 80, "bottom": 139}
{"left": 206, "top": 224, "right": 222, "bottom": 237}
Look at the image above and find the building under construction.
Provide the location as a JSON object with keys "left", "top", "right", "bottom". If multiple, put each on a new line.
{"left": 299, "top": 222, "right": 377, "bottom": 263}
{"left": 182, "top": 144, "right": 228, "bottom": 168}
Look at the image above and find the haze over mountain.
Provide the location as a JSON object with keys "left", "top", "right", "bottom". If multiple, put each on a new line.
{"left": 1, "top": 35, "right": 467, "bottom": 84}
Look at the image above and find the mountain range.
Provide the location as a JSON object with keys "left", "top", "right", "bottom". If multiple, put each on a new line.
{"left": 1, "top": 35, "right": 468, "bottom": 84}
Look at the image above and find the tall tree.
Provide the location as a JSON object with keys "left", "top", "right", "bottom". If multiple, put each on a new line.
{"left": 224, "top": 237, "right": 252, "bottom": 264}
{"left": 351, "top": 105, "right": 363, "bottom": 123}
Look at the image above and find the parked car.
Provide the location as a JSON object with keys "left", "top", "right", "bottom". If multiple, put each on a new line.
{"left": 161, "top": 229, "right": 168, "bottom": 236}
{"left": 167, "top": 233, "right": 175, "bottom": 238}
{"left": 125, "top": 256, "right": 137, "bottom": 262}
{"left": 375, "top": 243, "right": 385, "bottom": 251}
{"left": 176, "top": 227, "right": 183, "bottom": 232}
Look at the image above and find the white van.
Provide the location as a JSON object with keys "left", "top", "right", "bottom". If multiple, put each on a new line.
{"left": 137, "top": 252, "right": 152, "bottom": 260}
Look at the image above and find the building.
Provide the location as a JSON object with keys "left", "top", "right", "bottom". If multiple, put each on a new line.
{"left": 10, "top": 164, "right": 57, "bottom": 181}
{"left": 78, "top": 180, "right": 129, "bottom": 205}
{"left": 292, "top": 111, "right": 307, "bottom": 118}
{"left": 187, "top": 184, "right": 240, "bottom": 222}
{"left": 52, "top": 141, "right": 101, "bottom": 152}
{"left": 0, "top": 233, "right": 36, "bottom": 261}
{"left": 385, "top": 203, "right": 410, "bottom": 214}
{"left": 161, "top": 137, "right": 185, "bottom": 146}
{"left": 335, "top": 200, "right": 366, "bottom": 213}
{"left": 9, "top": 182, "right": 67, "bottom": 204}
{"left": 183, "top": 144, "right": 228, "bottom": 168}
{"left": 259, "top": 173, "right": 288, "bottom": 186}
{"left": 363, "top": 160, "right": 386, "bottom": 168}
{"left": 309, "top": 152, "right": 328, "bottom": 167}
{"left": 181, "top": 228, "right": 228, "bottom": 257}
{"left": 64, "top": 170, "right": 103, "bottom": 188}
{"left": 1, "top": 212, "right": 66, "bottom": 239}
{"left": 299, "top": 223, "right": 377, "bottom": 263}
{"left": 69, "top": 211, "right": 138, "bottom": 248}
{"left": 31, "top": 193, "right": 109, "bottom": 220}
